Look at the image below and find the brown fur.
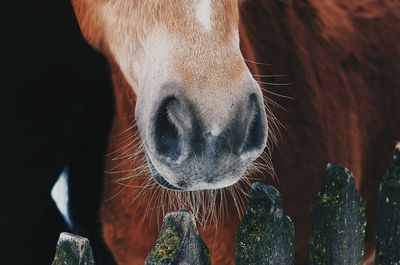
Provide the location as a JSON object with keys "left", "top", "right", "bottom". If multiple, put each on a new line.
{"left": 71, "top": 0, "right": 400, "bottom": 264}
{"left": 239, "top": 0, "right": 400, "bottom": 263}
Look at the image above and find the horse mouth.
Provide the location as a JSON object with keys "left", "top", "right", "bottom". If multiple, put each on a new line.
{"left": 147, "top": 158, "right": 184, "bottom": 191}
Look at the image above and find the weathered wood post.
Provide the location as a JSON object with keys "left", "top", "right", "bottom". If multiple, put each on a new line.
{"left": 145, "top": 211, "right": 210, "bottom": 265}
{"left": 375, "top": 145, "right": 400, "bottom": 265}
{"left": 309, "top": 163, "right": 366, "bottom": 265}
{"left": 52, "top": 232, "right": 95, "bottom": 265}
{"left": 235, "top": 182, "right": 294, "bottom": 265}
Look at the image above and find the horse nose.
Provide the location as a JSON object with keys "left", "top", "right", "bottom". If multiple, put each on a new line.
{"left": 235, "top": 93, "right": 268, "bottom": 157}
{"left": 151, "top": 93, "right": 267, "bottom": 163}
{"left": 152, "top": 96, "right": 187, "bottom": 162}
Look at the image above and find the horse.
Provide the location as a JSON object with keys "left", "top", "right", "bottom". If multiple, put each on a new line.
{"left": 70, "top": 0, "right": 400, "bottom": 264}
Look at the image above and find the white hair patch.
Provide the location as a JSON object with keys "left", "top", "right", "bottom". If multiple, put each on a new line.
{"left": 196, "top": 0, "right": 212, "bottom": 31}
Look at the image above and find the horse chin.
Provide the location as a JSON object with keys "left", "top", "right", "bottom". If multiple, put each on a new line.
{"left": 146, "top": 156, "right": 244, "bottom": 192}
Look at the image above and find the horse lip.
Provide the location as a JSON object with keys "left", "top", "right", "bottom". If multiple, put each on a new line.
{"left": 154, "top": 172, "right": 184, "bottom": 191}
{"left": 147, "top": 157, "right": 184, "bottom": 191}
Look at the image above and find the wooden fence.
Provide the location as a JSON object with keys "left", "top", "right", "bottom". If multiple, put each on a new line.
{"left": 52, "top": 147, "right": 400, "bottom": 265}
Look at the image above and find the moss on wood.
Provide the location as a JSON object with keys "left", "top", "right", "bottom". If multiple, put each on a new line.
{"left": 52, "top": 232, "right": 95, "bottom": 265}
{"left": 375, "top": 147, "right": 400, "bottom": 265}
{"left": 309, "top": 164, "right": 365, "bottom": 265}
{"left": 235, "top": 182, "right": 294, "bottom": 265}
{"left": 145, "top": 211, "right": 210, "bottom": 265}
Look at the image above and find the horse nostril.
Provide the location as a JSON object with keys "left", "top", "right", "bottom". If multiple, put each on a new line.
{"left": 240, "top": 94, "right": 267, "bottom": 155}
{"left": 153, "top": 97, "right": 182, "bottom": 161}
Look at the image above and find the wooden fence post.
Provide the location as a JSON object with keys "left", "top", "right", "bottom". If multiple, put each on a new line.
{"left": 145, "top": 211, "right": 210, "bottom": 265}
{"left": 309, "top": 163, "right": 366, "bottom": 265}
{"left": 235, "top": 182, "right": 294, "bottom": 265}
{"left": 52, "top": 232, "right": 95, "bottom": 265}
{"left": 375, "top": 145, "right": 400, "bottom": 264}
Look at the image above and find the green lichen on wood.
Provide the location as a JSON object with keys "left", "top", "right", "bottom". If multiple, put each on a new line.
{"left": 310, "top": 163, "right": 366, "bottom": 265}
{"left": 52, "top": 232, "right": 95, "bottom": 265}
{"left": 145, "top": 211, "right": 210, "bottom": 265}
{"left": 235, "top": 182, "right": 294, "bottom": 265}
{"left": 150, "top": 226, "right": 182, "bottom": 263}
{"left": 52, "top": 240, "right": 77, "bottom": 265}
{"left": 375, "top": 146, "right": 400, "bottom": 265}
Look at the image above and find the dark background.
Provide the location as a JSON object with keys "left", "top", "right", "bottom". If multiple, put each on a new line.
{"left": 0, "top": 1, "right": 116, "bottom": 264}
